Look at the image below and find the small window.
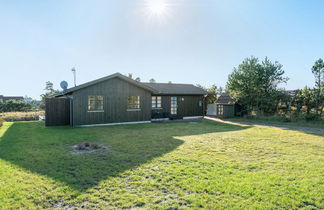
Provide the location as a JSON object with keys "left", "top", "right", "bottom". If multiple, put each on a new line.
{"left": 152, "top": 96, "right": 162, "bottom": 108}
{"left": 199, "top": 100, "right": 202, "bottom": 107}
{"left": 128, "top": 96, "right": 140, "bottom": 109}
{"left": 217, "top": 104, "right": 224, "bottom": 116}
{"left": 171, "top": 97, "right": 177, "bottom": 115}
{"left": 157, "top": 96, "right": 162, "bottom": 108}
{"left": 152, "top": 96, "right": 156, "bottom": 108}
{"left": 88, "top": 96, "right": 103, "bottom": 111}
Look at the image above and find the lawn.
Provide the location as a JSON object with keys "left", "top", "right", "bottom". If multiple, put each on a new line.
{"left": 0, "top": 120, "right": 323, "bottom": 209}
{"left": 228, "top": 116, "right": 324, "bottom": 129}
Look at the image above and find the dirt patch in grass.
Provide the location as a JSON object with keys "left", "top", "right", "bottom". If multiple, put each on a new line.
{"left": 70, "top": 142, "right": 109, "bottom": 155}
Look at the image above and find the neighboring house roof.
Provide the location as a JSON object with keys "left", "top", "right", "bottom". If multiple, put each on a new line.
{"left": 216, "top": 93, "right": 235, "bottom": 104}
{"left": 0, "top": 95, "right": 24, "bottom": 101}
{"left": 54, "top": 73, "right": 158, "bottom": 97}
{"left": 54, "top": 72, "right": 207, "bottom": 97}
{"left": 286, "top": 90, "right": 298, "bottom": 96}
{"left": 142, "top": 83, "right": 207, "bottom": 95}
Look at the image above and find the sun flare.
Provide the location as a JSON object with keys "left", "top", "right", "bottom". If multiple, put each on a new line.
{"left": 144, "top": 0, "right": 170, "bottom": 20}
{"left": 146, "top": 0, "right": 167, "bottom": 16}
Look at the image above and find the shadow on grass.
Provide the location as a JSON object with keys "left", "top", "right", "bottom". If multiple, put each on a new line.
{"left": 0, "top": 120, "right": 250, "bottom": 192}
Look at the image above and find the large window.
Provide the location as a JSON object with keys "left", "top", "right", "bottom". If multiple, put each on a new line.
{"left": 152, "top": 96, "right": 162, "bottom": 108}
{"left": 88, "top": 96, "right": 103, "bottom": 111}
{"left": 128, "top": 96, "right": 140, "bottom": 109}
{"left": 171, "top": 97, "right": 177, "bottom": 115}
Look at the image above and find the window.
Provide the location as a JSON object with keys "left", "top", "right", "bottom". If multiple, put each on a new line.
{"left": 128, "top": 96, "right": 140, "bottom": 109}
{"left": 171, "top": 97, "right": 177, "bottom": 115}
{"left": 152, "top": 96, "right": 162, "bottom": 108}
{"left": 88, "top": 96, "right": 103, "bottom": 111}
{"left": 217, "top": 104, "right": 224, "bottom": 116}
{"left": 199, "top": 100, "right": 202, "bottom": 107}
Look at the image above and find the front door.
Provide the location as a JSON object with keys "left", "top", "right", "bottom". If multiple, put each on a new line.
{"left": 170, "top": 96, "right": 177, "bottom": 116}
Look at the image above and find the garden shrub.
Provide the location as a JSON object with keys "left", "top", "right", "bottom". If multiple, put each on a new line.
{"left": 304, "top": 113, "right": 321, "bottom": 121}
{"left": 0, "top": 117, "right": 3, "bottom": 127}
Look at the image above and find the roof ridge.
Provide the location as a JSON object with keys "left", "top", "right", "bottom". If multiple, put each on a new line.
{"left": 142, "top": 82, "right": 197, "bottom": 85}
{"left": 54, "top": 72, "right": 158, "bottom": 97}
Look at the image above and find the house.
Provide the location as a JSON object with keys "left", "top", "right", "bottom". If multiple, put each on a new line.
{"left": 46, "top": 73, "right": 207, "bottom": 126}
{"left": 286, "top": 90, "right": 298, "bottom": 96}
{"left": 206, "top": 93, "right": 237, "bottom": 118}
{"left": 0, "top": 95, "right": 24, "bottom": 103}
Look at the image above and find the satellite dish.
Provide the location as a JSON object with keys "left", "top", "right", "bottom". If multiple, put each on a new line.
{"left": 60, "top": 81, "right": 68, "bottom": 91}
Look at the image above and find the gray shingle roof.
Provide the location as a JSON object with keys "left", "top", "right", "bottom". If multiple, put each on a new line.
{"left": 54, "top": 73, "right": 207, "bottom": 97}
{"left": 216, "top": 93, "right": 235, "bottom": 104}
{"left": 142, "top": 83, "right": 207, "bottom": 95}
{"left": 54, "top": 73, "right": 158, "bottom": 97}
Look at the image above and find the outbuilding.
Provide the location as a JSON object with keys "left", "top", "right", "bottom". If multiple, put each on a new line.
{"left": 206, "top": 93, "right": 236, "bottom": 118}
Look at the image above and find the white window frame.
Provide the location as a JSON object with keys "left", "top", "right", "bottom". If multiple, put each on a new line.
{"left": 152, "top": 96, "right": 162, "bottom": 109}
{"left": 171, "top": 97, "right": 177, "bottom": 115}
{"left": 217, "top": 104, "right": 224, "bottom": 116}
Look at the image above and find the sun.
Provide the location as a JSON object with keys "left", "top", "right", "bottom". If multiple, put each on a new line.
{"left": 146, "top": 0, "right": 167, "bottom": 16}
{"left": 144, "top": 0, "right": 169, "bottom": 19}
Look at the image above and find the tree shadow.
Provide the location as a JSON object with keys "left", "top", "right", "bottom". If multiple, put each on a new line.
{"left": 206, "top": 117, "right": 324, "bottom": 136}
{"left": 0, "top": 121, "right": 250, "bottom": 192}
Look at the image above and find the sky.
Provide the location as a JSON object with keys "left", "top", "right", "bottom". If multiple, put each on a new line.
{"left": 1, "top": 0, "right": 324, "bottom": 99}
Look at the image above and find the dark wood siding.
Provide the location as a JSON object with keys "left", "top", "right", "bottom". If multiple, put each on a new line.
{"left": 152, "top": 95, "right": 204, "bottom": 119}
{"left": 222, "top": 104, "right": 235, "bottom": 118}
{"left": 45, "top": 98, "right": 70, "bottom": 126}
{"left": 72, "top": 78, "right": 152, "bottom": 126}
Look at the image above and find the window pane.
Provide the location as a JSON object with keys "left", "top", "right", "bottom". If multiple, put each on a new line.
{"left": 170, "top": 97, "right": 177, "bottom": 114}
{"left": 157, "top": 96, "right": 162, "bottom": 108}
{"left": 88, "top": 95, "right": 103, "bottom": 111}
{"left": 128, "top": 96, "right": 140, "bottom": 109}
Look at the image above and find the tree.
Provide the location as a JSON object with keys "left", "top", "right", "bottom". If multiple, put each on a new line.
{"left": 196, "top": 84, "right": 218, "bottom": 105}
{"left": 292, "top": 87, "right": 316, "bottom": 115}
{"left": 226, "top": 57, "right": 289, "bottom": 114}
{"left": 40, "top": 81, "right": 59, "bottom": 109}
{"left": 0, "top": 100, "right": 33, "bottom": 112}
{"left": 217, "top": 86, "right": 224, "bottom": 95}
{"left": 44, "top": 81, "right": 54, "bottom": 92}
{"left": 135, "top": 77, "right": 141, "bottom": 82}
{"left": 311, "top": 58, "right": 324, "bottom": 114}
{"left": 149, "top": 78, "right": 156, "bottom": 83}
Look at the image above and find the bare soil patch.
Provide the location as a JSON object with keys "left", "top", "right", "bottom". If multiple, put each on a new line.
{"left": 71, "top": 142, "right": 108, "bottom": 155}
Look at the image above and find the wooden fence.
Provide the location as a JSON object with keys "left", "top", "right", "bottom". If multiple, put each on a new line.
{"left": 45, "top": 98, "right": 70, "bottom": 126}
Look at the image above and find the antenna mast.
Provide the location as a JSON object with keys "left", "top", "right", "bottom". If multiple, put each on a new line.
{"left": 71, "top": 67, "right": 76, "bottom": 87}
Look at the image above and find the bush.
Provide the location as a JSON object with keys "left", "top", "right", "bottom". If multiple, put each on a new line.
{"left": 0, "top": 117, "right": 3, "bottom": 127}
{"left": 243, "top": 111, "right": 324, "bottom": 124}
{"left": 0, "top": 111, "right": 44, "bottom": 122}
{"left": 0, "top": 100, "right": 35, "bottom": 112}
{"left": 304, "top": 113, "right": 321, "bottom": 121}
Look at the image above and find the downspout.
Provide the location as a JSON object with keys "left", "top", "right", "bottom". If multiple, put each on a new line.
{"left": 65, "top": 95, "right": 73, "bottom": 127}
{"left": 203, "top": 95, "right": 207, "bottom": 117}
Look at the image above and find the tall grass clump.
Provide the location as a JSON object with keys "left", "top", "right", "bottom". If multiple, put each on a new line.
{"left": 0, "top": 117, "right": 4, "bottom": 127}
{"left": 0, "top": 111, "right": 44, "bottom": 122}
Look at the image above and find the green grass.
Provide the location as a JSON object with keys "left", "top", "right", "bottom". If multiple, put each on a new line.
{"left": 0, "top": 121, "right": 323, "bottom": 209}
{"left": 229, "top": 116, "right": 324, "bottom": 129}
